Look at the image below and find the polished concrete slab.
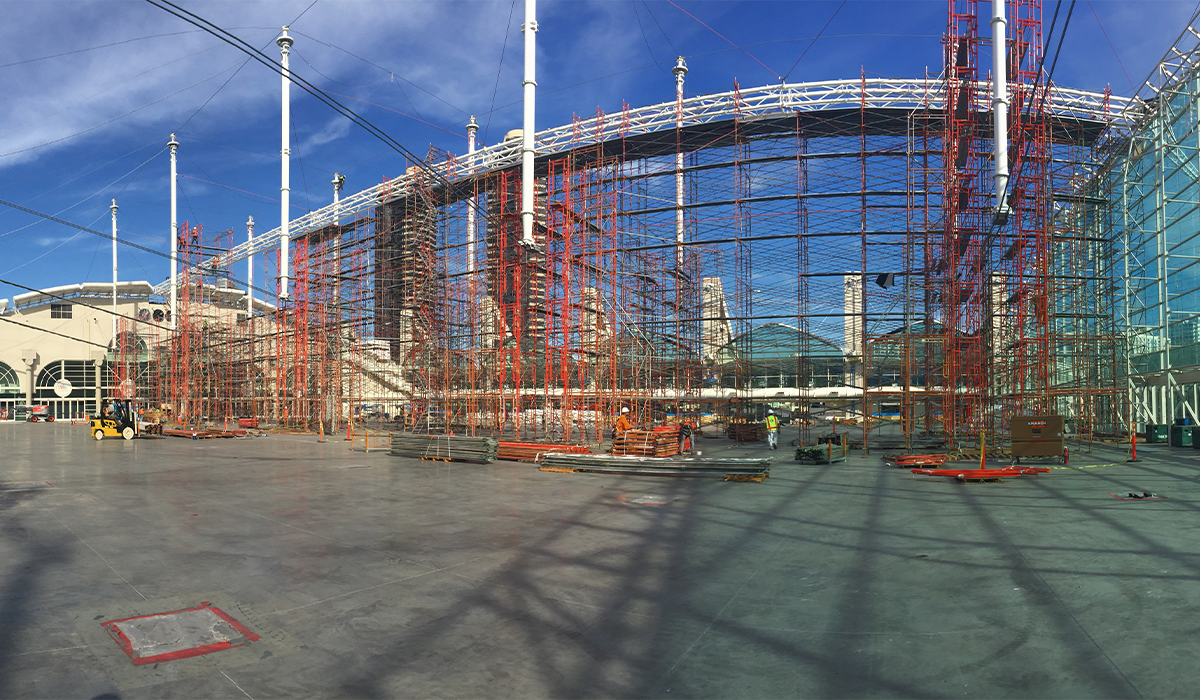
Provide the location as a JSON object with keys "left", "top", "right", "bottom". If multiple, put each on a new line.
{"left": 1, "top": 422, "right": 1199, "bottom": 698}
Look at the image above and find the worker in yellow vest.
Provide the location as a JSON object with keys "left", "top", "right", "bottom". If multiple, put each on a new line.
{"left": 765, "top": 409, "right": 780, "bottom": 450}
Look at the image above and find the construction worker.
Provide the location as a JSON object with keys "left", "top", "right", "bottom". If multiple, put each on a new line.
{"left": 679, "top": 419, "right": 694, "bottom": 453}
{"left": 613, "top": 407, "right": 634, "bottom": 438}
{"left": 765, "top": 409, "right": 780, "bottom": 450}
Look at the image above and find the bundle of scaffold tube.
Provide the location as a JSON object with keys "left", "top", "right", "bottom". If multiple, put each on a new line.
{"left": 539, "top": 453, "right": 770, "bottom": 481}
{"left": 389, "top": 433, "right": 499, "bottom": 463}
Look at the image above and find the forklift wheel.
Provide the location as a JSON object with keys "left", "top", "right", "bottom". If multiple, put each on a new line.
{"left": 46, "top": 415, "right": 54, "bottom": 422}
{"left": 94, "top": 429, "right": 104, "bottom": 441}
{"left": 28, "top": 416, "right": 37, "bottom": 423}
{"left": 122, "top": 427, "right": 134, "bottom": 440}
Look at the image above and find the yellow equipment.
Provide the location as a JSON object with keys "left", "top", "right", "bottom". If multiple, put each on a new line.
{"left": 91, "top": 399, "right": 139, "bottom": 441}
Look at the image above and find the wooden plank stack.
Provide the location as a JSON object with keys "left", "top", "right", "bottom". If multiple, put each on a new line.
{"left": 612, "top": 426, "right": 681, "bottom": 457}
{"left": 389, "top": 433, "right": 499, "bottom": 463}
{"left": 496, "top": 442, "right": 591, "bottom": 462}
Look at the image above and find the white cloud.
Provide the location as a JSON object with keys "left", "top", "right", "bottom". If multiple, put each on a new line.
{"left": 297, "top": 115, "right": 352, "bottom": 153}
{"left": 0, "top": 1, "right": 504, "bottom": 170}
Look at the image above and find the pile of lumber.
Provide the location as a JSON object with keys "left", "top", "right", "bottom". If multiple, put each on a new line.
{"left": 612, "top": 426, "right": 680, "bottom": 457}
{"left": 728, "top": 423, "right": 766, "bottom": 442}
{"left": 539, "top": 453, "right": 770, "bottom": 481}
{"left": 389, "top": 433, "right": 499, "bottom": 463}
{"left": 497, "top": 441, "right": 591, "bottom": 462}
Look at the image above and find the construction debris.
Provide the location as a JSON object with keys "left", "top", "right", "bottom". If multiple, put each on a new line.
{"left": 539, "top": 453, "right": 770, "bottom": 481}
{"left": 795, "top": 444, "right": 847, "bottom": 464}
{"left": 389, "top": 433, "right": 499, "bottom": 463}
{"left": 1110, "top": 491, "right": 1166, "bottom": 501}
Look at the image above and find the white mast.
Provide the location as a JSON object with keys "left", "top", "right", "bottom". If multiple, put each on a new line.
{"left": 992, "top": 0, "right": 1010, "bottom": 221}
{"left": 110, "top": 198, "right": 118, "bottom": 342}
{"left": 466, "top": 116, "right": 478, "bottom": 272}
{"left": 520, "top": 0, "right": 538, "bottom": 246}
{"left": 278, "top": 26, "right": 293, "bottom": 299}
{"left": 332, "top": 173, "right": 344, "bottom": 308}
{"left": 246, "top": 216, "right": 255, "bottom": 316}
{"left": 673, "top": 56, "right": 688, "bottom": 269}
{"left": 169, "top": 134, "right": 179, "bottom": 330}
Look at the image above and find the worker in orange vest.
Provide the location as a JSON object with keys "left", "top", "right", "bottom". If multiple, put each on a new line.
{"left": 613, "top": 407, "right": 634, "bottom": 438}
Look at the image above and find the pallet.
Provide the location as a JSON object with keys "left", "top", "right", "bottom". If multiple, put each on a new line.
{"left": 724, "top": 473, "right": 768, "bottom": 482}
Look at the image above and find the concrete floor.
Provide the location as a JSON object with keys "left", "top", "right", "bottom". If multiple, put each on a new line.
{"left": 1, "top": 422, "right": 1198, "bottom": 699}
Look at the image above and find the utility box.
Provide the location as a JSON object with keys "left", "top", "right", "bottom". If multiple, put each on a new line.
{"left": 1171, "top": 425, "right": 1194, "bottom": 447}
{"left": 1010, "top": 415, "right": 1065, "bottom": 460}
{"left": 1145, "top": 423, "right": 1168, "bottom": 443}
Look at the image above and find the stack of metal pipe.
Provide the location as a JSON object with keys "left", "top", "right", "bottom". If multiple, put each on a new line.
{"left": 539, "top": 453, "right": 770, "bottom": 480}
{"left": 388, "top": 433, "right": 499, "bottom": 463}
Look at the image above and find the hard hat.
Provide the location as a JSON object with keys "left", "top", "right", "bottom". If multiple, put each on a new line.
{"left": 768, "top": 409, "right": 774, "bottom": 415}
{"left": 621, "top": 407, "right": 630, "bottom": 413}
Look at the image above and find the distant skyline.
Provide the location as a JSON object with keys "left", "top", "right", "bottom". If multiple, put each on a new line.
{"left": 1, "top": 0, "right": 1195, "bottom": 302}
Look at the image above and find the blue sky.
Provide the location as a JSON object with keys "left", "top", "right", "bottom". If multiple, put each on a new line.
{"left": 0, "top": 0, "right": 1195, "bottom": 301}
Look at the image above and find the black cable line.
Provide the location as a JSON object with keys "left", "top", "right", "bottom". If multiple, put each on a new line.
{"left": 0, "top": 31, "right": 199, "bottom": 70}
{"left": 0, "top": 277, "right": 165, "bottom": 335}
{"left": 290, "top": 30, "right": 468, "bottom": 116}
{"left": 485, "top": 0, "right": 519, "bottom": 144}
{"left": 1036, "top": 0, "right": 1077, "bottom": 115}
{"left": 143, "top": 0, "right": 509, "bottom": 236}
{"left": 0, "top": 316, "right": 109, "bottom": 349}
{"left": 632, "top": 1, "right": 669, "bottom": 74}
{"left": 292, "top": 116, "right": 314, "bottom": 212}
{"left": 290, "top": 0, "right": 320, "bottom": 25}
{"left": 175, "top": 57, "right": 254, "bottom": 133}
{"left": 640, "top": 1, "right": 679, "bottom": 56}
{"left": 782, "top": 0, "right": 847, "bottom": 82}
{"left": 0, "top": 141, "right": 165, "bottom": 239}
{"left": 291, "top": 48, "right": 382, "bottom": 88}
{"left": 0, "top": 276, "right": 285, "bottom": 354}
{"left": 0, "top": 58, "right": 240, "bottom": 160}
{"left": 0, "top": 199, "right": 274, "bottom": 302}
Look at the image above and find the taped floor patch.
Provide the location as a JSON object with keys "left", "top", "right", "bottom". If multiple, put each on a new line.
{"left": 76, "top": 591, "right": 300, "bottom": 691}
{"left": 102, "top": 602, "right": 260, "bottom": 665}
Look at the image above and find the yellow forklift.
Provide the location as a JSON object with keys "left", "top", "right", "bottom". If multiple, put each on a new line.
{"left": 91, "top": 399, "right": 139, "bottom": 440}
